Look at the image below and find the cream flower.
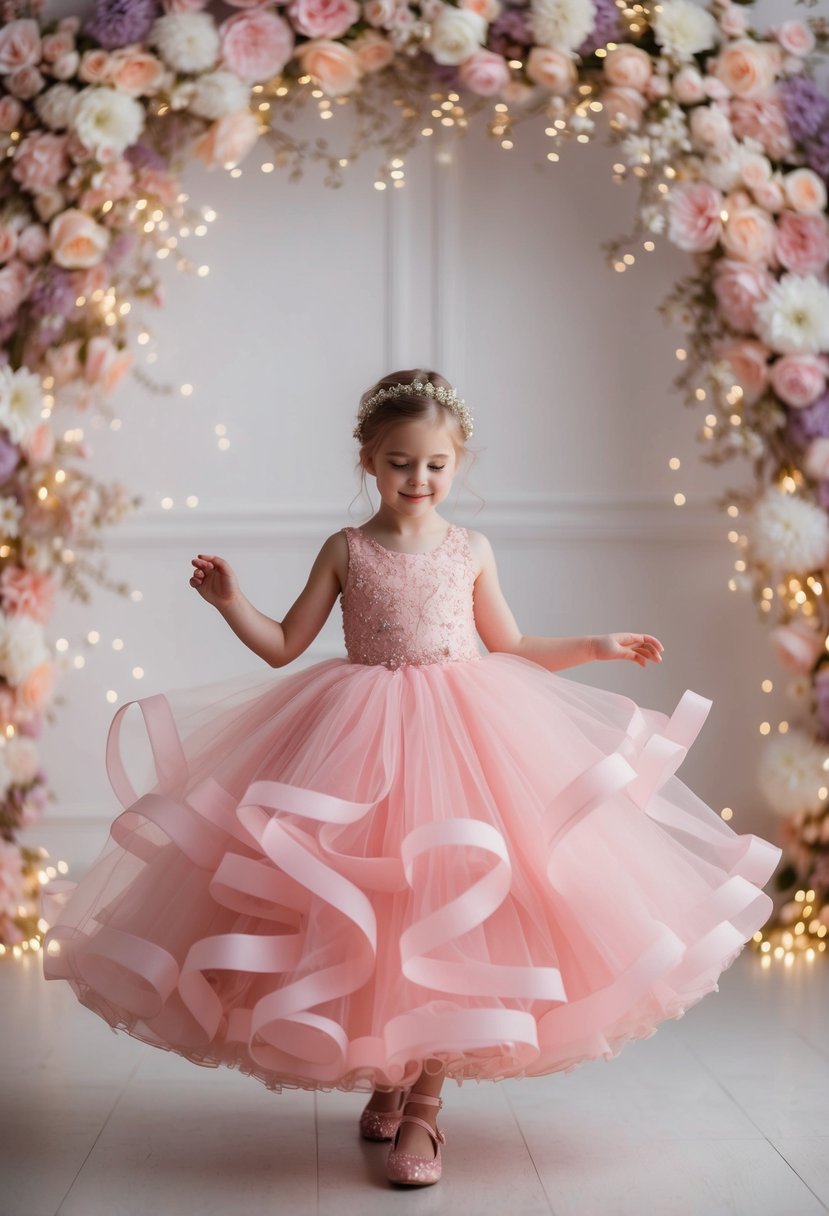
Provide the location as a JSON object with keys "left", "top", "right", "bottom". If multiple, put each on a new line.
{"left": 188, "top": 69, "right": 250, "bottom": 119}
{"left": 757, "top": 728, "right": 827, "bottom": 817}
{"left": 651, "top": 0, "right": 719, "bottom": 61}
{"left": 34, "top": 82, "right": 78, "bottom": 131}
{"left": 72, "top": 86, "right": 145, "bottom": 158}
{"left": 426, "top": 5, "right": 487, "bottom": 65}
{"left": 0, "top": 496, "right": 24, "bottom": 539}
{"left": 0, "top": 613, "right": 50, "bottom": 685}
{"left": 529, "top": 0, "right": 595, "bottom": 52}
{"left": 754, "top": 273, "right": 829, "bottom": 356}
{"left": 751, "top": 485, "right": 829, "bottom": 575}
{"left": 150, "top": 12, "right": 220, "bottom": 74}
{"left": 0, "top": 365, "right": 43, "bottom": 445}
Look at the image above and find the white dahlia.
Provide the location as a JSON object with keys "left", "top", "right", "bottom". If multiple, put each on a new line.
{"left": 751, "top": 486, "right": 829, "bottom": 575}
{"left": 754, "top": 273, "right": 829, "bottom": 356}
{"left": 0, "top": 365, "right": 43, "bottom": 446}
{"left": 529, "top": 0, "right": 595, "bottom": 52}
{"left": 72, "top": 86, "right": 145, "bottom": 157}
{"left": 188, "top": 70, "right": 250, "bottom": 120}
{"left": 651, "top": 0, "right": 719, "bottom": 61}
{"left": 757, "top": 727, "right": 828, "bottom": 816}
{"left": 150, "top": 13, "right": 220, "bottom": 75}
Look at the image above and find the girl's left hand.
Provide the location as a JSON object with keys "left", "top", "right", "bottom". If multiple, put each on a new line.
{"left": 593, "top": 633, "right": 664, "bottom": 667}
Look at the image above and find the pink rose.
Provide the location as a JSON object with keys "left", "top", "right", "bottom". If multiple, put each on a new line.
{"left": 703, "top": 74, "right": 731, "bottom": 103}
{"left": 722, "top": 204, "right": 776, "bottom": 264}
{"left": 294, "top": 39, "right": 362, "bottom": 97}
{"left": 45, "top": 338, "right": 82, "bottom": 387}
{"left": 0, "top": 18, "right": 41, "bottom": 74}
{"left": 11, "top": 131, "right": 70, "bottom": 195}
{"left": 49, "top": 208, "right": 110, "bottom": 269}
{"left": 0, "top": 259, "right": 31, "bottom": 321}
{"left": 644, "top": 74, "right": 670, "bottom": 101}
{"left": 363, "top": 0, "right": 396, "bottom": 27}
{"left": 192, "top": 109, "right": 260, "bottom": 168}
{"left": 753, "top": 179, "right": 785, "bottom": 213}
{"left": 219, "top": 10, "right": 295, "bottom": 83}
{"left": 718, "top": 5, "right": 749, "bottom": 38}
{"left": 0, "top": 565, "right": 56, "bottom": 621}
{"left": 525, "top": 47, "right": 576, "bottom": 95}
{"left": 672, "top": 65, "right": 706, "bottom": 105}
{"left": 774, "top": 211, "right": 829, "bottom": 277}
{"left": 601, "top": 85, "right": 646, "bottom": 129}
{"left": 287, "top": 0, "right": 360, "bottom": 39}
{"left": 784, "top": 168, "right": 827, "bottom": 217}
{"left": 730, "top": 96, "right": 793, "bottom": 160}
{"left": 5, "top": 65, "right": 45, "bottom": 99}
{"left": 804, "top": 437, "right": 829, "bottom": 482}
{"left": 715, "top": 338, "right": 771, "bottom": 405}
{"left": 770, "top": 620, "right": 824, "bottom": 672}
{"left": 41, "top": 31, "right": 75, "bottom": 64}
{"left": 458, "top": 49, "right": 510, "bottom": 98}
{"left": 714, "top": 39, "right": 779, "bottom": 98}
{"left": 689, "top": 104, "right": 733, "bottom": 154}
{"left": 667, "top": 181, "right": 723, "bottom": 253}
{"left": 79, "top": 158, "right": 136, "bottom": 211}
{"left": 19, "top": 661, "right": 55, "bottom": 715}
{"left": 351, "top": 30, "right": 395, "bottom": 73}
{"left": 110, "top": 49, "right": 167, "bottom": 96}
{"left": 773, "top": 20, "right": 815, "bottom": 58}
{"left": 740, "top": 152, "right": 771, "bottom": 192}
{"left": 79, "top": 48, "right": 114, "bottom": 85}
{"left": 0, "top": 95, "right": 23, "bottom": 132}
{"left": 34, "top": 188, "right": 65, "bottom": 223}
{"left": 51, "top": 51, "right": 81, "bottom": 82}
{"left": 769, "top": 354, "right": 829, "bottom": 408}
{"left": 712, "top": 258, "right": 774, "bottom": 332}
{"left": 603, "top": 45, "right": 652, "bottom": 92}
{"left": 0, "top": 224, "right": 18, "bottom": 264}
{"left": 17, "top": 223, "right": 49, "bottom": 263}
{"left": 84, "top": 335, "right": 134, "bottom": 393}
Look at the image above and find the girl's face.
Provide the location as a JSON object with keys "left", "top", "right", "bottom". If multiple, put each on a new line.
{"left": 364, "top": 417, "right": 459, "bottom": 518}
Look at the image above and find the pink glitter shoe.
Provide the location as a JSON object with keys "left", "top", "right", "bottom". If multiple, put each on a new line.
{"left": 385, "top": 1094, "right": 446, "bottom": 1186}
{"left": 359, "top": 1087, "right": 409, "bottom": 1141}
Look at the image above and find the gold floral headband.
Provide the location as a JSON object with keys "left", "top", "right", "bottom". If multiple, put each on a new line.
{"left": 353, "top": 379, "right": 474, "bottom": 442}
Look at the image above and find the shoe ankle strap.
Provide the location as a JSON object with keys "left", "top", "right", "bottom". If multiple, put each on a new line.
{"left": 398, "top": 1113, "right": 447, "bottom": 1146}
{"left": 405, "top": 1092, "right": 443, "bottom": 1109}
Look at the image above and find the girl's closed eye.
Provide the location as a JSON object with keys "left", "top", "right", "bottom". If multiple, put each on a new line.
{"left": 389, "top": 462, "right": 445, "bottom": 471}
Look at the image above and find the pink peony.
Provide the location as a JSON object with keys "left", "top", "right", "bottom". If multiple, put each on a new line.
{"left": 773, "top": 20, "right": 815, "bottom": 58}
{"left": 0, "top": 18, "right": 41, "bottom": 74}
{"left": 770, "top": 619, "right": 824, "bottom": 672}
{"left": 49, "top": 209, "right": 110, "bottom": 269}
{"left": 294, "top": 39, "right": 362, "bottom": 97}
{"left": 667, "top": 181, "right": 723, "bottom": 253}
{"left": 769, "top": 354, "right": 829, "bottom": 409}
{"left": 458, "top": 49, "right": 511, "bottom": 97}
{"left": 192, "top": 109, "right": 260, "bottom": 168}
{"left": 287, "top": 0, "right": 360, "bottom": 39}
{"left": 775, "top": 211, "right": 829, "bottom": 277}
{"left": 715, "top": 338, "right": 771, "bottom": 405}
{"left": 712, "top": 258, "right": 774, "bottom": 333}
{"left": 0, "top": 566, "right": 56, "bottom": 623}
{"left": 722, "top": 204, "right": 777, "bottom": 264}
{"left": 11, "top": 132, "right": 70, "bottom": 195}
{"left": 219, "top": 9, "right": 295, "bottom": 83}
{"left": 730, "top": 96, "right": 794, "bottom": 161}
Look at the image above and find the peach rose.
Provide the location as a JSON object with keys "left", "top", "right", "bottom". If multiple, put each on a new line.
{"left": 41, "top": 30, "right": 74, "bottom": 64}
{"left": 525, "top": 47, "right": 576, "bottom": 95}
{"left": 458, "top": 49, "right": 510, "bottom": 98}
{"left": 18, "top": 660, "right": 55, "bottom": 715}
{"left": 730, "top": 96, "right": 793, "bottom": 160}
{"left": 363, "top": 0, "right": 396, "bottom": 28}
{"left": 804, "top": 437, "right": 829, "bottom": 483}
{"left": 17, "top": 223, "right": 49, "bottom": 263}
{"left": 51, "top": 51, "right": 81, "bottom": 81}
{"left": 459, "top": 0, "right": 501, "bottom": 21}
{"left": 774, "top": 20, "right": 815, "bottom": 58}
{"left": 219, "top": 9, "right": 295, "bottom": 83}
{"left": 49, "top": 208, "right": 110, "bottom": 269}
{"left": 0, "top": 225, "right": 18, "bottom": 264}
{"left": 603, "top": 45, "right": 652, "bottom": 93}
{"left": 668, "top": 181, "right": 723, "bottom": 253}
{"left": 715, "top": 338, "right": 771, "bottom": 406}
{"left": 0, "top": 95, "right": 23, "bottom": 132}
{"left": 712, "top": 258, "right": 773, "bottom": 332}
{"left": 753, "top": 178, "right": 785, "bottom": 213}
{"left": 5, "top": 65, "right": 45, "bottom": 100}
{"left": 294, "top": 39, "right": 362, "bottom": 96}
{"left": 689, "top": 104, "right": 733, "bottom": 154}
{"left": 770, "top": 619, "right": 824, "bottom": 673}
{"left": 770, "top": 354, "right": 829, "bottom": 409}
{"left": 784, "top": 168, "right": 827, "bottom": 217}
{"left": 714, "top": 39, "right": 779, "bottom": 98}
{"left": 722, "top": 204, "right": 776, "bottom": 264}
{"left": 11, "top": 131, "right": 70, "bottom": 195}
{"left": 83, "top": 335, "right": 134, "bottom": 393}
{"left": 352, "top": 30, "right": 395, "bottom": 73}
{"left": 287, "top": 0, "right": 360, "bottom": 38}
{"left": 0, "top": 19, "right": 41, "bottom": 74}
{"left": 672, "top": 65, "right": 706, "bottom": 105}
{"left": 79, "top": 48, "right": 114, "bottom": 85}
{"left": 110, "top": 49, "right": 167, "bottom": 96}
{"left": 740, "top": 151, "right": 771, "bottom": 192}
{"left": 45, "top": 338, "right": 82, "bottom": 387}
{"left": 192, "top": 109, "right": 260, "bottom": 168}
{"left": 775, "top": 211, "right": 829, "bottom": 277}
{"left": 601, "top": 85, "right": 646, "bottom": 129}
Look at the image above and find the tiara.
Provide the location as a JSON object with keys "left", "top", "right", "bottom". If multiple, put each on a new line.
{"left": 353, "top": 379, "right": 474, "bottom": 442}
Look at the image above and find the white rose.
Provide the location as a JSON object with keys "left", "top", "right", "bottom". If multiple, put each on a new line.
{"left": 34, "top": 82, "right": 78, "bottom": 130}
{"left": 188, "top": 69, "right": 250, "bottom": 119}
{"left": 529, "top": 0, "right": 595, "bottom": 52}
{"left": 426, "top": 5, "right": 486, "bottom": 65}
{"left": 72, "top": 86, "right": 145, "bottom": 157}
{"left": 652, "top": 0, "right": 719, "bottom": 60}
{"left": 0, "top": 365, "right": 43, "bottom": 445}
{"left": 0, "top": 615, "right": 49, "bottom": 685}
{"left": 150, "top": 12, "right": 220, "bottom": 74}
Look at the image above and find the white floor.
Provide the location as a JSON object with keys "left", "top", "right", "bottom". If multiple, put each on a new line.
{"left": 2, "top": 947, "right": 828, "bottom": 1216}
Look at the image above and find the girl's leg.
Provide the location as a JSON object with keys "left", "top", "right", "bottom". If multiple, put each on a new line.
{"left": 365, "top": 1085, "right": 407, "bottom": 1112}
{"left": 394, "top": 1058, "right": 446, "bottom": 1157}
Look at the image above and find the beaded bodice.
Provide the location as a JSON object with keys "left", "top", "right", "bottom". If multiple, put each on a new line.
{"left": 340, "top": 523, "right": 481, "bottom": 669}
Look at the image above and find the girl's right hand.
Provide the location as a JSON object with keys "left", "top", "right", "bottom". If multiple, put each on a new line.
{"left": 189, "top": 554, "right": 240, "bottom": 611}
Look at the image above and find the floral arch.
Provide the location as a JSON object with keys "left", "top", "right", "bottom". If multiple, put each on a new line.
{"left": 1, "top": 0, "right": 828, "bottom": 964}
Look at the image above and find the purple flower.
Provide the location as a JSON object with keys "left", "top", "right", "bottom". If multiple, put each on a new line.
{"left": 780, "top": 76, "right": 829, "bottom": 145}
{"left": 28, "top": 266, "right": 76, "bottom": 323}
{"left": 487, "top": 7, "right": 531, "bottom": 56}
{"left": 578, "top": 0, "right": 624, "bottom": 56}
{"left": 105, "top": 231, "right": 138, "bottom": 269}
{"left": 786, "top": 389, "right": 829, "bottom": 447}
{"left": 84, "top": 0, "right": 160, "bottom": 51}
{"left": 806, "top": 126, "right": 829, "bottom": 184}
{"left": 125, "top": 140, "right": 167, "bottom": 174}
{"left": 0, "top": 433, "right": 20, "bottom": 484}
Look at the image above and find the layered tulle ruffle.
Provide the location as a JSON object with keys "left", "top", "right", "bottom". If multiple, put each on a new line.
{"left": 42, "top": 654, "right": 781, "bottom": 1093}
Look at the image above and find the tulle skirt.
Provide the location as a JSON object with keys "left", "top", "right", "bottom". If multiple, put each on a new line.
{"left": 42, "top": 652, "right": 781, "bottom": 1094}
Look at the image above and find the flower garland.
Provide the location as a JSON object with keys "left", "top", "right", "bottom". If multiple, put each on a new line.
{"left": 1, "top": 0, "right": 829, "bottom": 964}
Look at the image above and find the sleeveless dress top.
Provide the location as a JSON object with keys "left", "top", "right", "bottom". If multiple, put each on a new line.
{"left": 340, "top": 523, "right": 481, "bottom": 669}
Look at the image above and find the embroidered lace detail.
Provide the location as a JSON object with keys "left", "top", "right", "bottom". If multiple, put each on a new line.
{"left": 340, "top": 523, "right": 481, "bottom": 669}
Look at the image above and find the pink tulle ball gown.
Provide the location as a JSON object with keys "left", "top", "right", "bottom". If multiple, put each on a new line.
{"left": 42, "top": 523, "right": 782, "bottom": 1094}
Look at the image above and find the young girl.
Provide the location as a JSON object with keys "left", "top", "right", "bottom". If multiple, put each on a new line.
{"left": 42, "top": 369, "right": 782, "bottom": 1188}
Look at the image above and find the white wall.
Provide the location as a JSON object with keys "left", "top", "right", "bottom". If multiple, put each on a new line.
{"left": 24, "top": 0, "right": 806, "bottom": 872}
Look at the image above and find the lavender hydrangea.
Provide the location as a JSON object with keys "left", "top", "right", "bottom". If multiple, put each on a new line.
{"left": 28, "top": 265, "right": 76, "bottom": 323}
{"left": 786, "top": 390, "right": 829, "bottom": 448}
{"left": 578, "top": 0, "right": 624, "bottom": 57}
{"left": 487, "top": 7, "right": 532, "bottom": 58}
{"left": 780, "top": 76, "right": 829, "bottom": 144}
{"left": 806, "top": 126, "right": 829, "bottom": 183}
{"left": 125, "top": 141, "right": 167, "bottom": 174}
{"left": 84, "top": 0, "right": 160, "bottom": 51}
